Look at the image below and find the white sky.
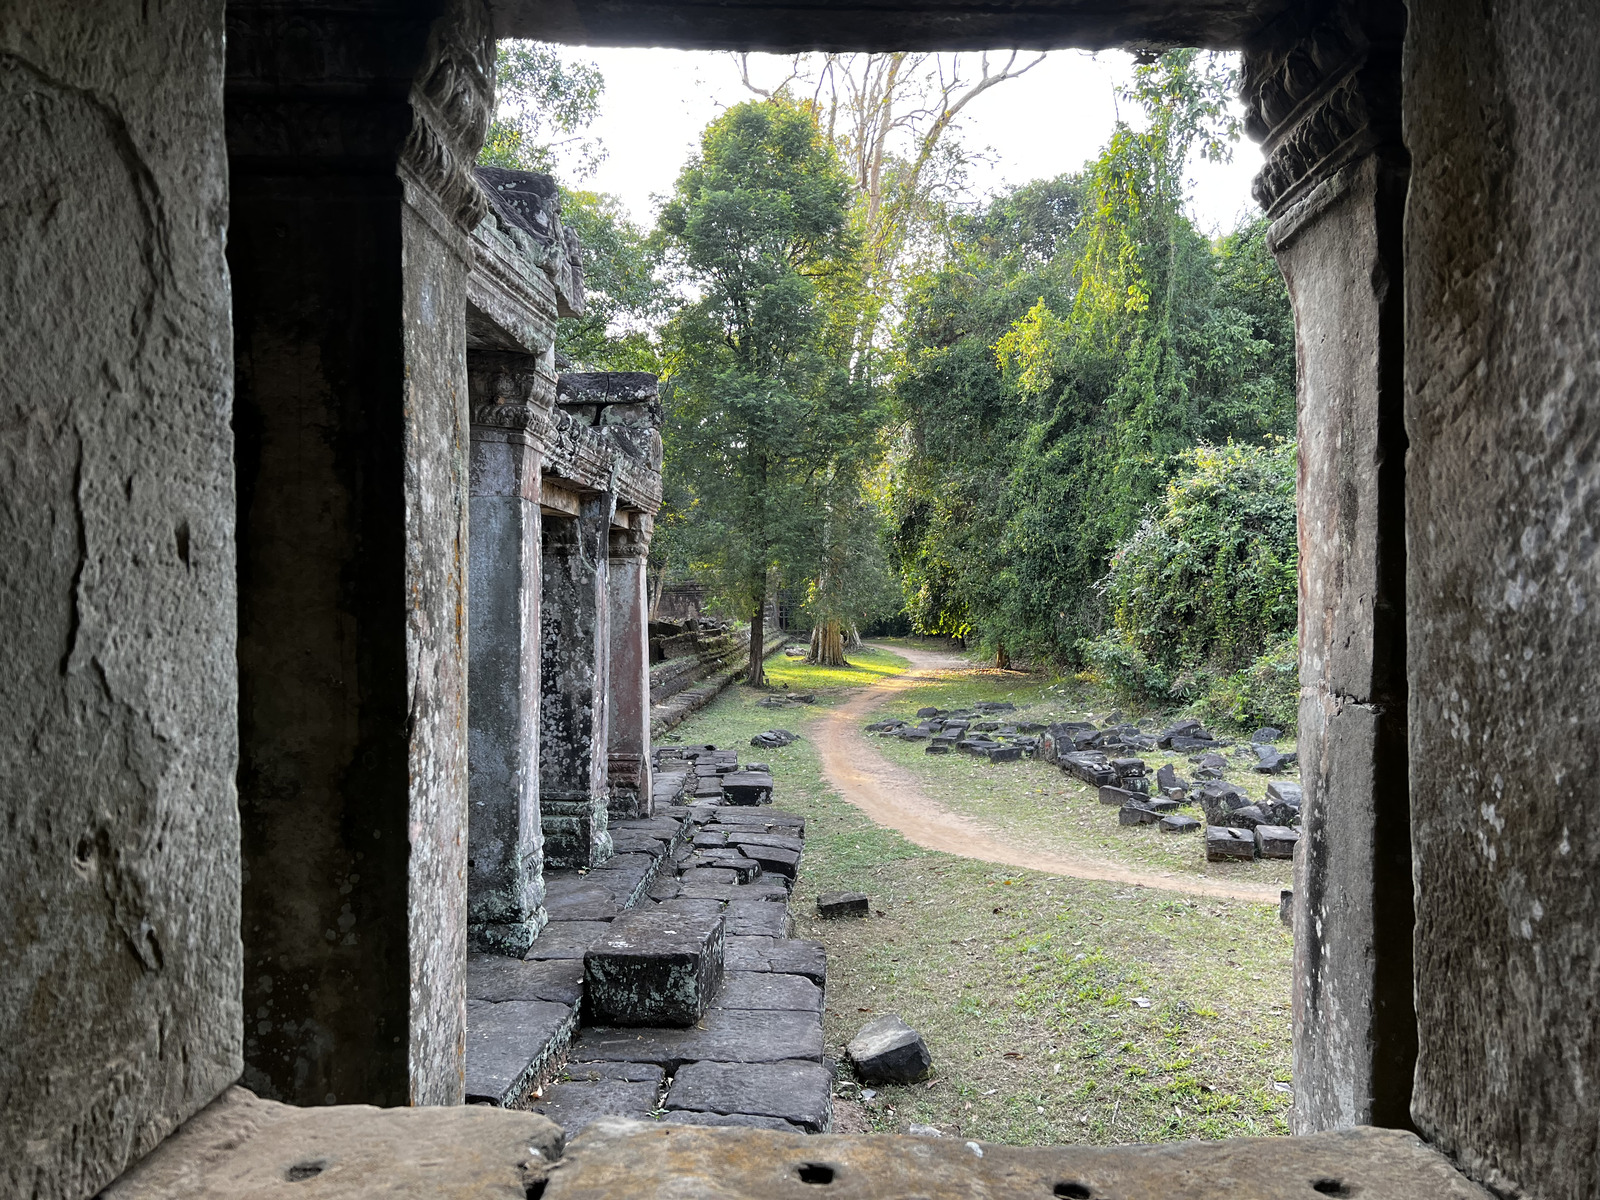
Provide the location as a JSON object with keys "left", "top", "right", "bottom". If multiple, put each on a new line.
{"left": 561, "top": 48, "right": 1264, "bottom": 237}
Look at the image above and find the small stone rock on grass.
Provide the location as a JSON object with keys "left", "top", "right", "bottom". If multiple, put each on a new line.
{"left": 847, "top": 1013, "right": 932, "bottom": 1085}
{"left": 817, "top": 891, "right": 869, "bottom": 919}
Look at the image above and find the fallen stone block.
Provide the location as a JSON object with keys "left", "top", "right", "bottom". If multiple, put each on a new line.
{"left": 1256, "top": 824, "right": 1300, "bottom": 859}
{"left": 847, "top": 1014, "right": 932, "bottom": 1084}
{"left": 1159, "top": 814, "right": 1202, "bottom": 834}
{"left": 1062, "top": 753, "right": 1119, "bottom": 787}
{"left": 750, "top": 729, "right": 798, "bottom": 750}
{"left": 668, "top": 1059, "right": 833, "bottom": 1133}
{"left": 1222, "top": 804, "right": 1268, "bottom": 830}
{"left": 1251, "top": 727, "right": 1283, "bottom": 744}
{"left": 583, "top": 905, "right": 726, "bottom": 1028}
{"left": 1099, "top": 784, "right": 1138, "bottom": 807}
{"left": 1143, "top": 797, "right": 1179, "bottom": 814}
{"left": 917, "top": 706, "right": 941, "bottom": 718}
{"left": 818, "top": 891, "right": 869, "bottom": 918}
{"left": 1118, "top": 804, "right": 1162, "bottom": 826}
{"left": 1205, "top": 826, "right": 1257, "bottom": 862}
{"left": 1155, "top": 763, "right": 1188, "bottom": 794}
{"left": 1111, "top": 757, "right": 1147, "bottom": 777}
{"left": 1266, "top": 780, "right": 1303, "bottom": 806}
{"left": 986, "top": 745, "right": 1023, "bottom": 763}
{"left": 1279, "top": 889, "right": 1295, "bottom": 927}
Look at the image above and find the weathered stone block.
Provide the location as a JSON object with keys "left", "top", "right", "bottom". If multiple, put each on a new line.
{"left": 1159, "top": 815, "right": 1202, "bottom": 835}
{"left": 1118, "top": 804, "right": 1161, "bottom": 826}
{"left": 1255, "top": 825, "right": 1300, "bottom": 859}
{"left": 584, "top": 906, "right": 727, "bottom": 1027}
{"left": 847, "top": 1014, "right": 931, "bottom": 1084}
{"left": 1099, "top": 785, "right": 1137, "bottom": 807}
{"left": 1205, "top": 826, "right": 1256, "bottom": 862}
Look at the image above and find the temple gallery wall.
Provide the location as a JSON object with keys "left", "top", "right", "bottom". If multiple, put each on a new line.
{"left": 2, "top": 2, "right": 1599, "bottom": 1199}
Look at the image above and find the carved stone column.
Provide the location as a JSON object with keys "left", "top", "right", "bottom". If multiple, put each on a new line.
{"left": 227, "top": 0, "right": 489, "bottom": 1106}
{"left": 467, "top": 370, "right": 552, "bottom": 956}
{"left": 1242, "top": 0, "right": 1414, "bottom": 1134}
{"left": 539, "top": 497, "right": 616, "bottom": 869}
{"left": 607, "top": 516, "right": 655, "bottom": 820}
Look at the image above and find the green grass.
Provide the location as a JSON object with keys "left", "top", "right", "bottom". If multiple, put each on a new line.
{"left": 757, "top": 642, "right": 910, "bottom": 694}
{"left": 664, "top": 652, "right": 1294, "bottom": 1147}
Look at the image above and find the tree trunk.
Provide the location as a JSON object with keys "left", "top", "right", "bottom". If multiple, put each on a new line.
{"left": 808, "top": 620, "right": 849, "bottom": 667}
{"left": 648, "top": 561, "right": 668, "bottom": 621}
{"left": 995, "top": 641, "right": 1010, "bottom": 671}
{"left": 746, "top": 598, "right": 766, "bottom": 687}
{"left": 846, "top": 624, "right": 862, "bottom": 650}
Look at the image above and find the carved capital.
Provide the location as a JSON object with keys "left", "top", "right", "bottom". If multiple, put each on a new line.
{"left": 401, "top": 0, "right": 494, "bottom": 231}
{"left": 1242, "top": 3, "right": 1403, "bottom": 218}
{"left": 609, "top": 522, "right": 653, "bottom": 561}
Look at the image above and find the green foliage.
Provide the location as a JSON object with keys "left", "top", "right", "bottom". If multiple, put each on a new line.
{"left": 1190, "top": 633, "right": 1300, "bottom": 734}
{"left": 1099, "top": 439, "right": 1297, "bottom": 675}
{"left": 479, "top": 42, "right": 605, "bottom": 177}
{"left": 884, "top": 50, "right": 1295, "bottom": 671}
{"left": 555, "top": 188, "right": 669, "bottom": 370}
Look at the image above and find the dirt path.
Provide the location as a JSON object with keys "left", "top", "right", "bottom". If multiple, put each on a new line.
{"left": 815, "top": 643, "right": 1282, "bottom": 905}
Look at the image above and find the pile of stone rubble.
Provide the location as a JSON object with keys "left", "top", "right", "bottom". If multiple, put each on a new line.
{"left": 463, "top": 740, "right": 834, "bottom": 1135}
{"left": 866, "top": 703, "right": 1305, "bottom": 865}
{"left": 865, "top": 701, "right": 1048, "bottom": 763}
{"left": 1047, "top": 718, "right": 1303, "bottom": 863}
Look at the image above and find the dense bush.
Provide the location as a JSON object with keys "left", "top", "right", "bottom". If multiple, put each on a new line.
{"left": 1081, "top": 439, "right": 1298, "bottom": 727}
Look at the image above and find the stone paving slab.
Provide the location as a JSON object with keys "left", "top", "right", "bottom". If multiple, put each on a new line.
{"left": 545, "top": 1121, "right": 1495, "bottom": 1200}
{"left": 528, "top": 1078, "right": 660, "bottom": 1136}
{"left": 543, "top": 880, "right": 623, "bottom": 922}
{"left": 725, "top": 898, "right": 793, "bottom": 937}
{"left": 464, "top": 999, "right": 580, "bottom": 1106}
{"left": 721, "top": 937, "right": 825, "bottom": 985}
{"left": 468, "top": 953, "right": 585, "bottom": 1005}
{"left": 572, "top": 1008, "right": 824, "bottom": 1070}
{"left": 715, "top": 972, "right": 823, "bottom": 1013}
{"left": 724, "top": 831, "right": 804, "bottom": 853}
{"left": 563, "top": 1060, "right": 666, "bottom": 1084}
{"left": 525, "top": 921, "right": 614, "bottom": 960}
{"left": 679, "top": 866, "right": 738, "bottom": 887}
{"left": 667, "top": 1060, "right": 832, "bottom": 1133}
{"left": 765, "top": 941, "right": 825, "bottom": 985}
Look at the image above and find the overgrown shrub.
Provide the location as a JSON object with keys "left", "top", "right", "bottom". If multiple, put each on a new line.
{"left": 1079, "top": 439, "right": 1298, "bottom": 728}
{"left": 1191, "top": 632, "right": 1299, "bottom": 732}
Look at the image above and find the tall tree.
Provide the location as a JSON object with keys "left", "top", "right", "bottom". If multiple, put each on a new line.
{"left": 657, "top": 98, "right": 861, "bottom": 685}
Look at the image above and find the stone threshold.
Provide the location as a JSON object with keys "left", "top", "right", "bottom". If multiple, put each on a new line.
{"left": 102, "top": 1093, "right": 1492, "bottom": 1199}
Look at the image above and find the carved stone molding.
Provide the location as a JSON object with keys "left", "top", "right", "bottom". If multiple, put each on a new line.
{"left": 1241, "top": 3, "right": 1403, "bottom": 218}
{"left": 402, "top": 0, "right": 494, "bottom": 231}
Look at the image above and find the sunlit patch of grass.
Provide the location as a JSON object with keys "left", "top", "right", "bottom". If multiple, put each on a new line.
{"left": 757, "top": 642, "right": 909, "bottom": 694}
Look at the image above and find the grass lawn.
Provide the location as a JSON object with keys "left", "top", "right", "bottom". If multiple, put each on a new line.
{"left": 663, "top": 642, "right": 1294, "bottom": 1146}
